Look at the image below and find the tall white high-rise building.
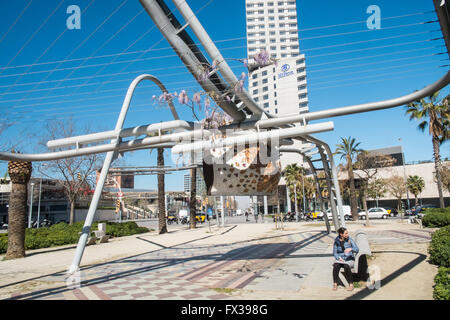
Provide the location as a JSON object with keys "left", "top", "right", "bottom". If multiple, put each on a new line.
{"left": 245, "top": 0, "right": 309, "bottom": 167}
{"left": 245, "top": 0, "right": 311, "bottom": 212}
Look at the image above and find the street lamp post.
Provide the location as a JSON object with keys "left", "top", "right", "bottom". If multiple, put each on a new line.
{"left": 37, "top": 179, "right": 42, "bottom": 228}
{"left": 399, "top": 138, "right": 411, "bottom": 210}
{"left": 28, "top": 182, "right": 35, "bottom": 228}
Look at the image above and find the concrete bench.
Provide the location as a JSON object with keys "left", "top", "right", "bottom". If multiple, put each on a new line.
{"left": 338, "top": 230, "right": 372, "bottom": 287}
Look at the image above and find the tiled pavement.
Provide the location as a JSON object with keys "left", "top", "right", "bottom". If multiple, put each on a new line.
{"left": 6, "top": 228, "right": 431, "bottom": 300}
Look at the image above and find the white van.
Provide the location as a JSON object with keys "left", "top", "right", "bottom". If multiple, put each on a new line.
{"left": 317, "top": 205, "right": 352, "bottom": 220}
{"left": 178, "top": 209, "right": 189, "bottom": 219}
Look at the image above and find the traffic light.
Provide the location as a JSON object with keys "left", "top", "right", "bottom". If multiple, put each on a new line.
{"left": 115, "top": 199, "right": 121, "bottom": 213}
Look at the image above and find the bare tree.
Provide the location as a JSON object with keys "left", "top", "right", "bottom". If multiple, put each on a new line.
{"left": 38, "top": 119, "right": 104, "bottom": 225}
{"left": 385, "top": 176, "right": 407, "bottom": 217}
{"left": 354, "top": 151, "right": 395, "bottom": 225}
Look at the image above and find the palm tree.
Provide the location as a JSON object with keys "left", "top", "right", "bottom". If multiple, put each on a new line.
{"left": 157, "top": 148, "right": 167, "bottom": 234}
{"left": 335, "top": 137, "right": 362, "bottom": 220}
{"left": 5, "top": 157, "right": 32, "bottom": 259}
{"left": 406, "top": 175, "right": 425, "bottom": 207}
{"left": 282, "top": 163, "right": 304, "bottom": 213}
{"left": 406, "top": 92, "right": 449, "bottom": 208}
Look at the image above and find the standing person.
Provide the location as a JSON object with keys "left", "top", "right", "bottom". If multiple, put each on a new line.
{"left": 332, "top": 227, "right": 359, "bottom": 291}
{"left": 254, "top": 211, "right": 258, "bottom": 223}
{"left": 245, "top": 211, "right": 249, "bottom": 222}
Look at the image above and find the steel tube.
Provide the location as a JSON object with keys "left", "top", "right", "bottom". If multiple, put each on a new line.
{"left": 47, "top": 120, "right": 192, "bottom": 149}
{"left": 68, "top": 74, "right": 178, "bottom": 274}
{"left": 172, "top": 122, "right": 334, "bottom": 155}
{"left": 172, "top": 0, "right": 269, "bottom": 118}
{"left": 139, "top": 0, "right": 247, "bottom": 121}
{"left": 223, "top": 71, "right": 450, "bottom": 130}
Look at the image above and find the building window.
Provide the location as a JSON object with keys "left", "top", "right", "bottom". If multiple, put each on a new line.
{"left": 280, "top": 31, "right": 286, "bottom": 35}
{"left": 268, "top": 9, "right": 274, "bottom": 13}
{"left": 263, "top": 86, "right": 268, "bottom": 92}
{"left": 252, "top": 81, "right": 258, "bottom": 86}
{"left": 274, "top": 100, "right": 278, "bottom": 105}
{"left": 269, "top": 16, "right": 275, "bottom": 21}
{"left": 258, "top": 3, "right": 264, "bottom": 7}
{"left": 269, "top": 24, "right": 275, "bottom": 28}
{"left": 252, "top": 73, "right": 258, "bottom": 79}
{"left": 264, "top": 102, "right": 269, "bottom": 108}
{"left": 270, "top": 38, "right": 276, "bottom": 42}
{"left": 262, "top": 70, "right": 268, "bottom": 76}
{"left": 268, "top": 2, "right": 274, "bottom": 6}
{"left": 258, "top": 10, "right": 264, "bottom": 14}
{"left": 291, "top": 45, "right": 299, "bottom": 50}
{"left": 263, "top": 94, "right": 269, "bottom": 100}
{"left": 273, "top": 83, "right": 276, "bottom": 88}
{"left": 281, "top": 53, "right": 287, "bottom": 57}
{"left": 296, "top": 58, "right": 305, "bottom": 64}
{"left": 253, "top": 89, "right": 258, "bottom": 95}
{"left": 274, "top": 91, "right": 277, "bottom": 97}
{"left": 298, "top": 85, "right": 306, "bottom": 90}
{"left": 262, "top": 78, "right": 268, "bottom": 84}
{"left": 254, "top": 97, "right": 259, "bottom": 102}
{"left": 279, "top": 23, "right": 285, "bottom": 27}
{"left": 259, "top": 32, "right": 265, "bottom": 36}
{"left": 275, "top": 108, "right": 278, "bottom": 114}
{"left": 270, "top": 46, "right": 276, "bottom": 50}
{"left": 297, "top": 67, "right": 305, "bottom": 73}
{"left": 271, "top": 53, "right": 277, "bottom": 58}
{"left": 298, "top": 93, "right": 307, "bottom": 99}
{"left": 297, "top": 76, "right": 306, "bottom": 81}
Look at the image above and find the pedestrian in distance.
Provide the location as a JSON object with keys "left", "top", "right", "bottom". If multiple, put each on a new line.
{"left": 332, "top": 227, "right": 359, "bottom": 291}
{"left": 245, "top": 211, "right": 249, "bottom": 222}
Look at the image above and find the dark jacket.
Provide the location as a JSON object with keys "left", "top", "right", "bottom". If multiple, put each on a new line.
{"left": 333, "top": 236, "right": 359, "bottom": 261}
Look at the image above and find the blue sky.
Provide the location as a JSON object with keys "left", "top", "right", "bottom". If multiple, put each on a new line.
{"left": 0, "top": 0, "right": 448, "bottom": 191}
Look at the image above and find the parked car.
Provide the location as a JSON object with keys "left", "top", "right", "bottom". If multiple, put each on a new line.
{"left": 383, "top": 207, "right": 398, "bottom": 217}
{"left": 359, "top": 207, "right": 389, "bottom": 220}
{"left": 1, "top": 223, "right": 7, "bottom": 230}
{"left": 317, "top": 205, "right": 352, "bottom": 221}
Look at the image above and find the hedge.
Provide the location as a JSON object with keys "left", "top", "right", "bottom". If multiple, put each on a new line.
{"left": 428, "top": 225, "right": 450, "bottom": 268}
{"left": 422, "top": 208, "right": 450, "bottom": 228}
{"left": 433, "top": 267, "right": 450, "bottom": 300}
{"left": 0, "top": 221, "right": 149, "bottom": 255}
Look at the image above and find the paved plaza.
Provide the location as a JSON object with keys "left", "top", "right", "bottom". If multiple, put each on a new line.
{"left": 0, "top": 219, "right": 435, "bottom": 300}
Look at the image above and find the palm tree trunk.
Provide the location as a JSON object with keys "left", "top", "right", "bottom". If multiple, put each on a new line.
{"left": 347, "top": 157, "right": 358, "bottom": 221}
{"left": 189, "top": 168, "right": 197, "bottom": 229}
{"left": 5, "top": 160, "right": 32, "bottom": 260}
{"left": 432, "top": 136, "right": 445, "bottom": 208}
{"left": 157, "top": 148, "right": 167, "bottom": 234}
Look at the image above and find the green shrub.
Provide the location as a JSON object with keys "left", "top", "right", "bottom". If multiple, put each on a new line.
{"left": 422, "top": 208, "right": 450, "bottom": 228}
{"left": 433, "top": 267, "right": 450, "bottom": 300}
{"left": 428, "top": 225, "right": 450, "bottom": 267}
{"left": 0, "top": 221, "right": 149, "bottom": 254}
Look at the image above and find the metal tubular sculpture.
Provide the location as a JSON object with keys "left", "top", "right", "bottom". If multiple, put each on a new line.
{"left": 0, "top": 0, "right": 448, "bottom": 275}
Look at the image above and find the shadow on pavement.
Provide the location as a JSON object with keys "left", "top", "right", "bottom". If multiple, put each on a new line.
{"left": 5, "top": 230, "right": 330, "bottom": 300}
{"left": 346, "top": 250, "right": 428, "bottom": 300}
